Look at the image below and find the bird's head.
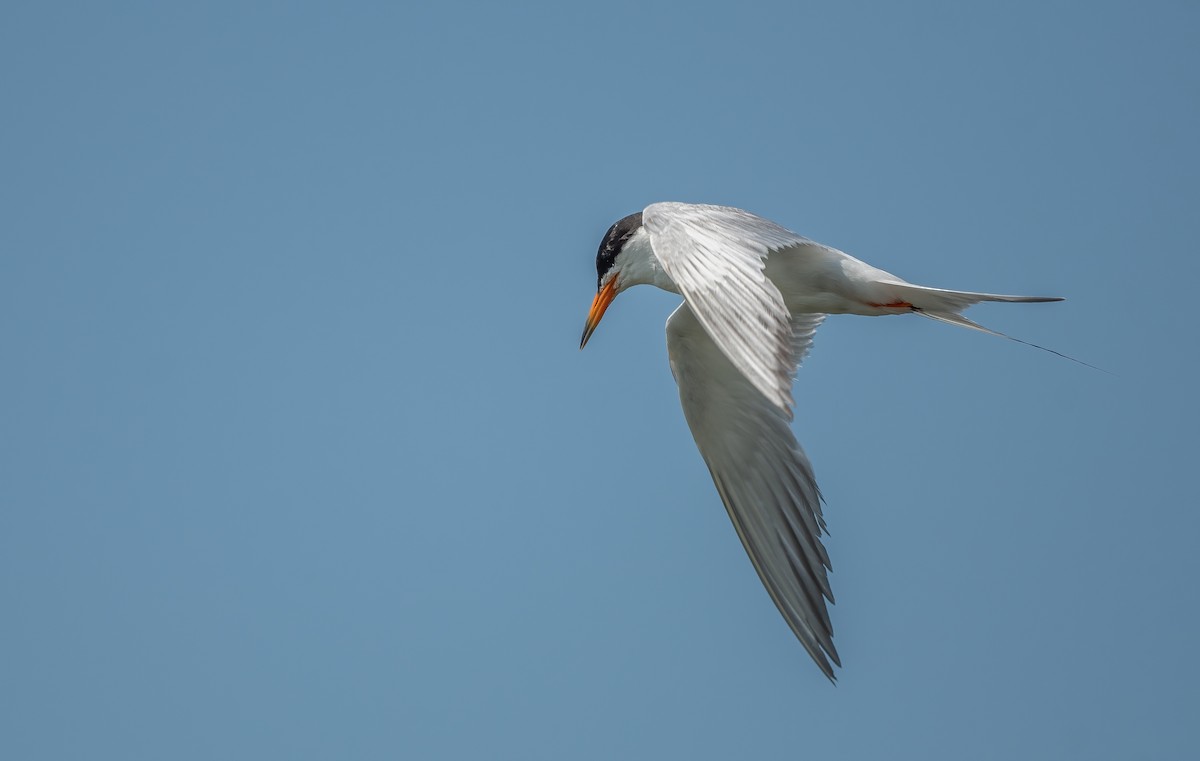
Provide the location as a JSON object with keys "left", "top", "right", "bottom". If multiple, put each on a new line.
{"left": 580, "top": 211, "right": 645, "bottom": 349}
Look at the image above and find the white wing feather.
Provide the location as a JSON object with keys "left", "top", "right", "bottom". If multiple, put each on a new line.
{"left": 667, "top": 304, "right": 838, "bottom": 679}
{"left": 644, "top": 202, "right": 814, "bottom": 416}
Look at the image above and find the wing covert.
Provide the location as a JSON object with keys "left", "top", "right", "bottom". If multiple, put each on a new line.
{"left": 644, "top": 202, "right": 813, "bottom": 416}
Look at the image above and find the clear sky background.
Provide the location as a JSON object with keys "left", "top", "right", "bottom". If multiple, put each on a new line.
{"left": 2, "top": 2, "right": 1197, "bottom": 759}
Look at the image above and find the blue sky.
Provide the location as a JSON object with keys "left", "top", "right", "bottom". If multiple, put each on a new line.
{"left": 2, "top": 2, "right": 1197, "bottom": 759}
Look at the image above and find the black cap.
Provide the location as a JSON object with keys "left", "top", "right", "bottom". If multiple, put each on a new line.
{"left": 595, "top": 212, "right": 643, "bottom": 289}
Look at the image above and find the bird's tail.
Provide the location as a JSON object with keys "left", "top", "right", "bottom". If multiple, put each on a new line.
{"left": 882, "top": 282, "right": 1064, "bottom": 313}
{"left": 880, "top": 282, "right": 1103, "bottom": 372}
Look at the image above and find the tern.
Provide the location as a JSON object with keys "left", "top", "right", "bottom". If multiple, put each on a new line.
{"left": 579, "top": 202, "right": 1063, "bottom": 680}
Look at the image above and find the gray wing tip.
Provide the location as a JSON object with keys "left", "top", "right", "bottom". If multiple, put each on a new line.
{"left": 811, "top": 645, "right": 841, "bottom": 683}
{"left": 982, "top": 294, "right": 1065, "bottom": 303}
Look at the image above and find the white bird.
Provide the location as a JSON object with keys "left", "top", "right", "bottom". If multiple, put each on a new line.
{"left": 579, "top": 202, "right": 1063, "bottom": 681}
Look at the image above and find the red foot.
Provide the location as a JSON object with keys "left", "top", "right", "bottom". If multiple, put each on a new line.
{"left": 866, "top": 300, "right": 914, "bottom": 309}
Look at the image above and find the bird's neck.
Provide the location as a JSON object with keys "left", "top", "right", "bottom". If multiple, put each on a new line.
{"left": 615, "top": 228, "right": 679, "bottom": 294}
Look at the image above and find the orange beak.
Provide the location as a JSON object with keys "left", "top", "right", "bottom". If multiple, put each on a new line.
{"left": 579, "top": 278, "right": 618, "bottom": 349}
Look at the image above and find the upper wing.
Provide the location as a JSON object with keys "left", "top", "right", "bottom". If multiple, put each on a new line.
{"left": 644, "top": 202, "right": 813, "bottom": 416}
{"left": 667, "top": 303, "right": 838, "bottom": 679}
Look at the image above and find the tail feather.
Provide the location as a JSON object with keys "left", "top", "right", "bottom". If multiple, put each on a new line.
{"left": 914, "top": 304, "right": 1107, "bottom": 374}
{"left": 883, "top": 281, "right": 1064, "bottom": 313}
{"left": 873, "top": 280, "right": 1105, "bottom": 371}
{"left": 915, "top": 309, "right": 1008, "bottom": 337}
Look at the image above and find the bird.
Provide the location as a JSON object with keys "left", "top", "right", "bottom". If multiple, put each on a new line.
{"left": 579, "top": 202, "right": 1063, "bottom": 681}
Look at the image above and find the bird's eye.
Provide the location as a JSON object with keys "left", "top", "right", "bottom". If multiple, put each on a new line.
{"left": 596, "top": 247, "right": 617, "bottom": 288}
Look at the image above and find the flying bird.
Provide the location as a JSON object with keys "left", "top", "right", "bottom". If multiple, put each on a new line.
{"left": 579, "top": 202, "right": 1063, "bottom": 680}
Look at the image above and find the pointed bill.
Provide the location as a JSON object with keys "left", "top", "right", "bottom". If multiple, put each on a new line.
{"left": 579, "top": 278, "right": 617, "bottom": 349}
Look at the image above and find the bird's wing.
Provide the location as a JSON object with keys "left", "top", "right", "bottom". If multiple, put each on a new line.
{"left": 667, "top": 303, "right": 838, "bottom": 679}
{"left": 644, "top": 202, "right": 812, "bottom": 416}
